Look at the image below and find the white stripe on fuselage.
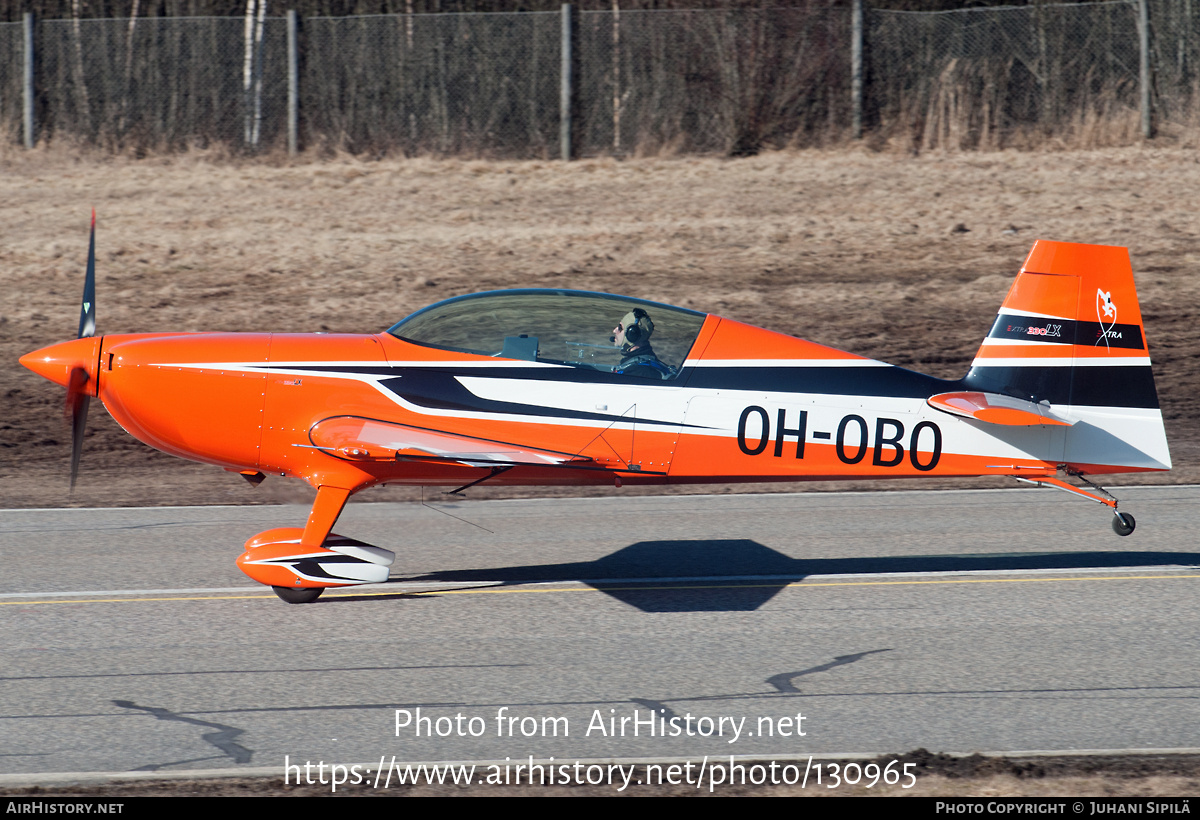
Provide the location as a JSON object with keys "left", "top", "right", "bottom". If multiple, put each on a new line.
{"left": 684, "top": 358, "right": 889, "bottom": 368}
{"left": 995, "top": 308, "right": 1073, "bottom": 321}
{"left": 144, "top": 358, "right": 1168, "bottom": 468}
{"left": 969, "top": 357, "right": 1152, "bottom": 367}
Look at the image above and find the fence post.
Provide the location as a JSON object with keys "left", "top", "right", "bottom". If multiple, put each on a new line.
{"left": 612, "top": 0, "right": 621, "bottom": 154}
{"left": 287, "top": 9, "right": 299, "bottom": 155}
{"left": 1137, "top": 0, "right": 1152, "bottom": 138}
{"left": 560, "top": 4, "right": 578, "bottom": 161}
{"left": 23, "top": 12, "right": 34, "bottom": 149}
{"left": 851, "top": 0, "right": 863, "bottom": 140}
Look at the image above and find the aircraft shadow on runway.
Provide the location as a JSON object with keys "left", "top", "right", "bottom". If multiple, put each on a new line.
{"left": 341, "top": 541, "right": 1200, "bottom": 613}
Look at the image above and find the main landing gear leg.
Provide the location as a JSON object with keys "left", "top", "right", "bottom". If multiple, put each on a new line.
{"left": 1013, "top": 472, "right": 1135, "bottom": 537}
{"left": 271, "top": 485, "right": 353, "bottom": 604}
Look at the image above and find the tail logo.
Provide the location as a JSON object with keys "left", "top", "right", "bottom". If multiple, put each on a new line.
{"left": 1096, "top": 288, "right": 1118, "bottom": 349}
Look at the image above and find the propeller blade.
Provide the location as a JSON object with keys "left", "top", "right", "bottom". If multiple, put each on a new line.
{"left": 69, "top": 209, "right": 97, "bottom": 491}
{"left": 78, "top": 210, "right": 96, "bottom": 339}
{"left": 65, "top": 366, "right": 91, "bottom": 492}
{"left": 69, "top": 394, "right": 90, "bottom": 493}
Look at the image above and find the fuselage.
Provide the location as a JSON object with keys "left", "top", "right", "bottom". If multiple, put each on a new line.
{"left": 20, "top": 277, "right": 1171, "bottom": 501}
{"left": 19, "top": 256, "right": 1172, "bottom": 599}
{"left": 25, "top": 316, "right": 1160, "bottom": 497}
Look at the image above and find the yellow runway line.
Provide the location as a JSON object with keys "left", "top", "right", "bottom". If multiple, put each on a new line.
{"left": 4, "top": 573, "right": 1199, "bottom": 607}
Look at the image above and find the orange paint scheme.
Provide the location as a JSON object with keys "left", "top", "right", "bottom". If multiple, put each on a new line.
{"left": 21, "top": 239, "right": 1169, "bottom": 602}
{"left": 19, "top": 336, "right": 102, "bottom": 394}
{"left": 926, "top": 392, "right": 1071, "bottom": 428}
{"left": 684, "top": 316, "right": 865, "bottom": 362}
{"left": 98, "top": 332, "right": 270, "bottom": 469}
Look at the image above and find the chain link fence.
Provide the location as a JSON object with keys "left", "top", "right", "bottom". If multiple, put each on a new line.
{"left": 1, "top": 2, "right": 1198, "bottom": 156}
{"left": 578, "top": 8, "right": 850, "bottom": 155}
{"left": 302, "top": 12, "right": 560, "bottom": 156}
{"left": 1145, "top": 0, "right": 1200, "bottom": 127}
{"left": 299, "top": 7, "right": 849, "bottom": 155}
{"left": 0, "top": 18, "right": 24, "bottom": 144}
{"left": 869, "top": 1, "right": 1146, "bottom": 148}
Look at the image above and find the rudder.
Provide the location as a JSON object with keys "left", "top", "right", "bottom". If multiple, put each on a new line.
{"left": 963, "top": 240, "right": 1169, "bottom": 473}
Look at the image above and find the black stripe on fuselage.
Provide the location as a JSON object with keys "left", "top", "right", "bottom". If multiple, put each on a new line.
{"left": 250, "top": 364, "right": 684, "bottom": 426}
{"left": 377, "top": 371, "right": 694, "bottom": 427}
{"left": 260, "top": 361, "right": 1159, "bottom": 414}
{"left": 271, "top": 362, "right": 957, "bottom": 400}
{"left": 987, "top": 314, "right": 1145, "bottom": 350}
{"left": 681, "top": 365, "right": 953, "bottom": 397}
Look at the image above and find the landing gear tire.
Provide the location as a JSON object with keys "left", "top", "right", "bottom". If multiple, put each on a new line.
{"left": 273, "top": 586, "right": 324, "bottom": 604}
{"left": 1112, "top": 512, "right": 1136, "bottom": 537}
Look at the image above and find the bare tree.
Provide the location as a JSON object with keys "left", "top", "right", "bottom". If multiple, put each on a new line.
{"left": 118, "top": 0, "right": 139, "bottom": 135}
{"left": 242, "top": 0, "right": 265, "bottom": 146}
{"left": 70, "top": 0, "right": 92, "bottom": 135}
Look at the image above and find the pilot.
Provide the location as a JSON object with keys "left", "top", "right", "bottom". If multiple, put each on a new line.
{"left": 612, "top": 308, "right": 673, "bottom": 379}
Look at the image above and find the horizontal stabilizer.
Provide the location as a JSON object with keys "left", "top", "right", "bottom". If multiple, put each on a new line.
{"left": 308, "top": 416, "right": 593, "bottom": 467}
{"left": 928, "top": 391, "right": 1071, "bottom": 427}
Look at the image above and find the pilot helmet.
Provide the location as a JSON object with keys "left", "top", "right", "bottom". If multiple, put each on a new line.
{"left": 621, "top": 309, "right": 654, "bottom": 345}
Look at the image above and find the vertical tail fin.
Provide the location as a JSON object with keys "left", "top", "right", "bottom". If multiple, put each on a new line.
{"left": 964, "top": 240, "right": 1170, "bottom": 473}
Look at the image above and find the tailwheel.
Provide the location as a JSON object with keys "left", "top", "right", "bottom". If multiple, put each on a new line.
{"left": 273, "top": 586, "right": 324, "bottom": 604}
{"left": 1111, "top": 512, "right": 1136, "bottom": 537}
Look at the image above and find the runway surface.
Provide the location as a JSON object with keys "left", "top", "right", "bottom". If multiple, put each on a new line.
{"left": 3, "top": 486, "right": 1199, "bottom": 781}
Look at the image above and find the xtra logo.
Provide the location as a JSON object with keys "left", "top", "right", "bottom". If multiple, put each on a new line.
{"left": 1096, "top": 288, "right": 1118, "bottom": 350}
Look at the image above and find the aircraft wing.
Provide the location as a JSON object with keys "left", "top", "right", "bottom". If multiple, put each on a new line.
{"left": 308, "top": 415, "right": 594, "bottom": 467}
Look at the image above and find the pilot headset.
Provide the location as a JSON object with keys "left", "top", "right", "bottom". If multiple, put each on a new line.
{"left": 621, "top": 309, "right": 654, "bottom": 345}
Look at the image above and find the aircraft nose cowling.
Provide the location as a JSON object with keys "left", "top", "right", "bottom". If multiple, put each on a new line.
{"left": 100, "top": 333, "right": 271, "bottom": 469}
{"left": 20, "top": 337, "right": 102, "bottom": 395}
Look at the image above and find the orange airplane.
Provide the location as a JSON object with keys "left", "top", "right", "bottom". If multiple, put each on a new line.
{"left": 21, "top": 220, "right": 1171, "bottom": 603}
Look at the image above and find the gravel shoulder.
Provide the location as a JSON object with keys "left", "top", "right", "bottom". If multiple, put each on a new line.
{"left": 4, "top": 752, "right": 1199, "bottom": 797}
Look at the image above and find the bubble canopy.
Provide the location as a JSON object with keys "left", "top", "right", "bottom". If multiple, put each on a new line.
{"left": 387, "top": 289, "right": 707, "bottom": 377}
